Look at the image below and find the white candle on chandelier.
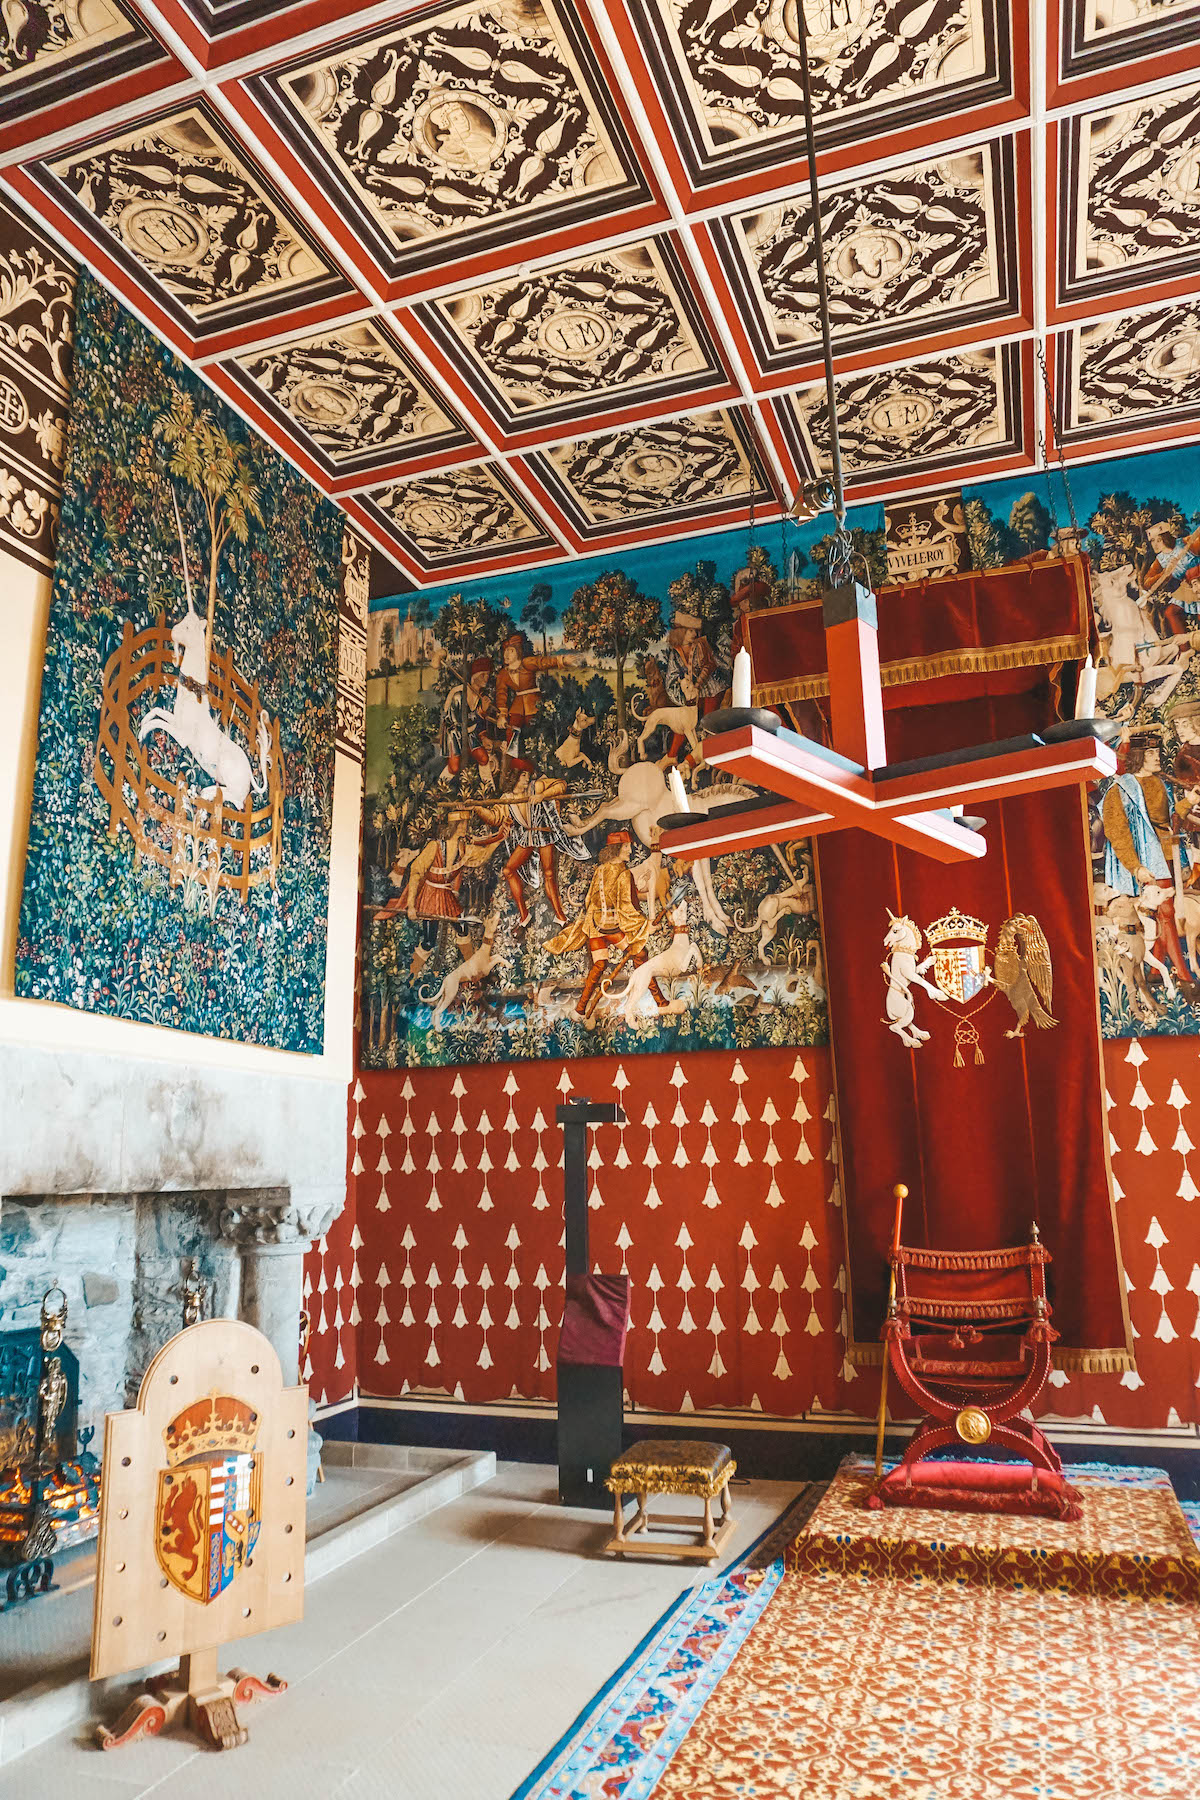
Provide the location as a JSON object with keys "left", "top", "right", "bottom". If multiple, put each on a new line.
{"left": 732, "top": 646, "right": 753, "bottom": 710}
{"left": 669, "top": 767, "right": 691, "bottom": 812}
{"left": 1075, "top": 656, "right": 1098, "bottom": 721}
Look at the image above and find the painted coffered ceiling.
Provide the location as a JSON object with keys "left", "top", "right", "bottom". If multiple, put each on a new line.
{"left": 3, "top": 0, "right": 1199, "bottom": 584}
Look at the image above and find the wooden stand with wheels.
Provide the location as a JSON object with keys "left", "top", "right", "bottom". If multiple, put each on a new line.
{"left": 91, "top": 1320, "right": 308, "bottom": 1754}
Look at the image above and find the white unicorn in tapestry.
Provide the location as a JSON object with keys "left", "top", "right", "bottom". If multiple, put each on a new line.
{"left": 138, "top": 488, "right": 272, "bottom": 810}
{"left": 881, "top": 910, "right": 947, "bottom": 1049}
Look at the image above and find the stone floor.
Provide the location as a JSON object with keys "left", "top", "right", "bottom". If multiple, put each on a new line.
{"left": 0, "top": 1462, "right": 802, "bottom": 1800}
{"left": 0, "top": 1462, "right": 428, "bottom": 1705}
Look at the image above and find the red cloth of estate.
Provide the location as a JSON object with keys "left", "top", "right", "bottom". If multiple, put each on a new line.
{"left": 766, "top": 558, "right": 1130, "bottom": 1371}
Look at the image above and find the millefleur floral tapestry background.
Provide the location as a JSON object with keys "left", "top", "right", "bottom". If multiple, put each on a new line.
{"left": 16, "top": 274, "right": 342, "bottom": 1051}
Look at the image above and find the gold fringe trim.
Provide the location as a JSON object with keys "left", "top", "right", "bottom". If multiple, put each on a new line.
{"left": 754, "top": 634, "right": 1089, "bottom": 708}
{"left": 902, "top": 1297, "right": 1027, "bottom": 1319}
{"left": 900, "top": 1246, "right": 1048, "bottom": 1272}
{"left": 1052, "top": 1348, "right": 1136, "bottom": 1375}
{"left": 847, "top": 1342, "right": 1135, "bottom": 1374}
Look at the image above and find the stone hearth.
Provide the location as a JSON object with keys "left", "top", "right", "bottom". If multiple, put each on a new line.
{"left": 0, "top": 1039, "right": 348, "bottom": 1450}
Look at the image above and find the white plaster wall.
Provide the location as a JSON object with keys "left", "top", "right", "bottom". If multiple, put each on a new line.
{"left": 0, "top": 546, "right": 357, "bottom": 1213}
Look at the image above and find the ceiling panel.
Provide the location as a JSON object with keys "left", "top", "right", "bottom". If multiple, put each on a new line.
{"left": 239, "top": 0, "right": 662, "bottom": 297}
{"left": 408, "top": 231, "right": 734, "bottom": 441}
{"left": 773, "top": 342, "right": 1028, "bottom": 494}
{"left": 357, "top": 458, "right": 559, "bottom": 571}
{"left": 27, "top": 99, "right": 357, "bottom": 350}
{"left": 1051, "top": 0, "right": 1200, "bottom": 105}
{"left": 617, "top": 0, "right": 1022, "bottom": 203}
{"left": 1055, "top": 300, "right": 1200, "bottom": 455}
{"left": 0, "top": 0, "right": 1196, "bottom": 581}
{"left": 222, "top": 316, "right": 477, "bottom": 483}
{"left": 1053, "top": 78, "right": 1200, "bottom": 320}
{"left": 523, "top": 403, "right": 774, "bottom": 541}
{"left": 705, "top": 133, "right": 1028, "bottom": 383}
{"left": 0, "top": 1, "right": 186, "bottom": 153}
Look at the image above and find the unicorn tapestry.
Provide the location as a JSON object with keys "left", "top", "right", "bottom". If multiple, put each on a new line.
{"left": 16, "top": 275, "right": 341, "bottom": 1051}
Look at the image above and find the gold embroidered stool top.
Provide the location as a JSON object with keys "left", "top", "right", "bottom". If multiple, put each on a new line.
{"left": 603, "top": 1440, "right": 737, "bottom": 1562}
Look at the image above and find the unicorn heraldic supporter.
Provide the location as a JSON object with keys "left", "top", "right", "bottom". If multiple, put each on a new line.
{"left": 881, "top": 910, "right": 947, "bottom": 1048}
{"left": 137, "top": 489, "right": 272, "bottom": 811}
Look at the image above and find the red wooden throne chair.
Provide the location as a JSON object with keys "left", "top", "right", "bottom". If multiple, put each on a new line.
{"left": 870, "top": 1184, "right": 1081, "bottom": 1521}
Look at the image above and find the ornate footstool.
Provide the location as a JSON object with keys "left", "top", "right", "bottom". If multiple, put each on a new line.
{"left": 603, "top": 1440, "right": 737, "bottom": 1562}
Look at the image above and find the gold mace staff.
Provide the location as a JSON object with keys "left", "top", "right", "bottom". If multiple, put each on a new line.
{"left": 874, "top": 1182, "right": 908, "bottom": 1479}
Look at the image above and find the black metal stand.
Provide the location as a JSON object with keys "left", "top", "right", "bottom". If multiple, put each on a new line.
{"left": 556, "top": 1097, "right": 627, "bottom": 1509}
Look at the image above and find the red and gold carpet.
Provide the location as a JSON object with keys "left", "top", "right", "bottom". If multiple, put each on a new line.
{"left": 514, "top": 1463, "right": 1200, "bottom": 1800}
{"left": 792, "top": 1456, "right": 1200, "bottom": 1601}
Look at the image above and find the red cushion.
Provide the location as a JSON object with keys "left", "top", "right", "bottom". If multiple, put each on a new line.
{"left": 867, "top": 1460, "right": 1082, "bottom": 1521}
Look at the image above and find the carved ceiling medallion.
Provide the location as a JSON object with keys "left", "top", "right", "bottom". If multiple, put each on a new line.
{"left": 260, "top": 0, "right": 642, "bottom": 276}
{"left": 420, "top": 236, "right": 723, "bottom": 429}
{"left": 1060, "top": 301, "right": 1200, "bottom": 443}
{"left": 46, "top": 106, "right": 338, "bottom": 326}
{"left": 718, "top": 139, "right": 1013, "bottom": 369}
{"left": 366, "top": 462, "right": 551, "bottom": 565}
{"left": 782, "top": 345, "right": 1020, "bottom": 481}
{"left": 233, "top": 320, "right": 468, "bottom": 474}
{"left": 1063, "top": 79, "right": 1200, "bottom": 302}
{"left": 629, "top": 0, "right": 1008, "bottom": 183}
{"left": 538, "top": 406, "right": 769, "bottom": 530}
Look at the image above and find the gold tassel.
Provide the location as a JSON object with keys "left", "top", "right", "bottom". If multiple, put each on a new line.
{"left": 953, "top": 1042, "right": 964, "bottom": 1068}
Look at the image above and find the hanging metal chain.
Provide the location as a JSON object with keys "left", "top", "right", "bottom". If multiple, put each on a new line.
{"left": 1036, "top": 340, "right": 1080, "bottom": 539}
{"left": 793, "top": 2, "right": 855, "bottom": 591}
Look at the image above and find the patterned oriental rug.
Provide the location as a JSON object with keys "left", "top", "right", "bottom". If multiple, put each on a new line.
{"left": 514, "top": 1466, "right": 1200, "bottom": 1800}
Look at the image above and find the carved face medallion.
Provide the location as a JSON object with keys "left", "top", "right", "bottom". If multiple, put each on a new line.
{"left": 832, "top": 227, "right": 912, "bottom": 290}
{"left": 413, "top": 91, "right": 506, "bottom": 173}
{"left": 290, "top": 378, "right": 359, "bottom": 428}
{"left": 622, "top": 449, "right": 684, "bottom": 490}
{"left": 1146, "top": 332, "right": 1200, "bottom": 384}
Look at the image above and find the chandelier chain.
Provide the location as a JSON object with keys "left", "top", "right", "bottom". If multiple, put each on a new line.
{"left": 1036, "top": 340, "right": 1080, "bottom": 539}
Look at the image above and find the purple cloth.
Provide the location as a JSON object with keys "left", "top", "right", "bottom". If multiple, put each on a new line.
{"left": 557, "top": 1274, "right": 630, "bottom": 1368}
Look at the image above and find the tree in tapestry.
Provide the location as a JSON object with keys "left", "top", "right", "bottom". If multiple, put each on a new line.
{"left": 16, "top": 274, "right": 341, "bottom": 1051}
{"left": 362, "top": 543, "right": 827, "bottom": 1068}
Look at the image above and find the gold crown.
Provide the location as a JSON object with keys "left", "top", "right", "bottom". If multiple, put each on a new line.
{"left": 898, "top": 512, "right": 932, "bottom": 543}
{"left": 163, "top": 1393, "right": 259, "bottom": 1468}
{"left": 925, "top": 906, "right": 988, "bottom": 948}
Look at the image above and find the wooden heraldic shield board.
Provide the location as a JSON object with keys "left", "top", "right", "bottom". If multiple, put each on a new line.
{"left": 91, "top": 1319, "right": 307, "bottom": 1684}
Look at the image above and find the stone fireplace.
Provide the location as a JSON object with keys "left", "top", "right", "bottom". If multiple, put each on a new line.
{"left": 0, "top": 1038, "right": 347, "bottom": 1464}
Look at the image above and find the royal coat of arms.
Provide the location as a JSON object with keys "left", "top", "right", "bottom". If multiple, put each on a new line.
{"left": 155, "top": 1394, "right": 262, "bottom": 1604}
{"left": 882, "top": 906, "right": 1057, "bottom": 1065}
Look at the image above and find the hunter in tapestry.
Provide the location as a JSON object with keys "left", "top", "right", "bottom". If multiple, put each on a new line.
{"left": 16, "top": 274, "right": 341, "bottom": 1051}
{"left": 361, "top": 540, "right": 828, "bottom": 1068}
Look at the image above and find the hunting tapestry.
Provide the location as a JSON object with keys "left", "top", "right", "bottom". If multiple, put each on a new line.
{"left": 16, "top": 274, "right": 341, "bottom": 1051}
{"left": 362, "top": 535, "right": 830, "bottom": 1068}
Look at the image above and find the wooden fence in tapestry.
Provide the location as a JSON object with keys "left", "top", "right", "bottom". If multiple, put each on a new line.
{"left": 93, "top": 618, "right": 284, "bottom": 915}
